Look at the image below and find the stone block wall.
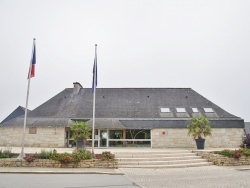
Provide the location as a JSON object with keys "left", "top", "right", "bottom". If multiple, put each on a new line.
{"left": 0, "top": 127, "right": 65, "bottom": 147}
{"left": 0, "top": 158, "right": 118, "bottom": 168}
{"left": 152, "top": 128, "right": 244, "bottom": 148}
{"left": 152, "top": 129, "right": 193, "bottom": 148}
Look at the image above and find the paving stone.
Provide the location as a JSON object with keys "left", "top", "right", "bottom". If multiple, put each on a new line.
{"left": 121, "top": 166, "right": 250, "bottom": 188}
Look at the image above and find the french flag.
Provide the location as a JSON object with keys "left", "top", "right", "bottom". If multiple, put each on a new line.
{"left": 28, "top": 39, "right": 36, "bottom": 79}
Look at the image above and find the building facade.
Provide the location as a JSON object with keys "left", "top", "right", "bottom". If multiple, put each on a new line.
{"left": 0, "top": 82, "right": 244, "bottom": 148}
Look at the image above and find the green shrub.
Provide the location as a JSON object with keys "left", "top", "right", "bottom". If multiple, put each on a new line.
{"left": 71, "top": 149, "right": 92, "bottom": 163}
{"left": 51, "top": 153, "right": 61, "bottom": 161}
{"left": 0, "top": 148, "right": 13, "bottom": 158}
{"left": 77, "top": 148, "right": 87, "bottom": 154}
{"left": 72, "top": 151, "right": 82, "bottom": 163}
{"left": 0, "top": 148, "right": 95, "bottom": 164}
{"left": 100, "top": 151, "right": 114, "bottom": 160}
{"left": 215, "top": 149, "right": 250, "bottom": 159}
{"left": 84, "top": 151, "right": 92, "bottom": 160}
{"left": 60, "top": 154, "right": 73, "bottom": 164}
{"left": 40, "top": 149, "right": 56, "bottom": 159}
{"left": 215, "top": 150, "right": 234, "bottom": 158}
{"left": 242, "top": 134, "right": 250, "bottom": 148}
{"left": 241, "top": 148, "right": 250, "bottom": 157}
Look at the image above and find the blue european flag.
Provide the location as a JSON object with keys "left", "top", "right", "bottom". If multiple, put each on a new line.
{"left": 92, "top": 48, "right": 97, "bottom": 93}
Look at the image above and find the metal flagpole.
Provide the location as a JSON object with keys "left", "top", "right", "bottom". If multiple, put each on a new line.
{"left": 18, "top": 38, "right": 36, "bottom": 159}
{"left": 92, "top": 44, "right": 97, "bottom": 156}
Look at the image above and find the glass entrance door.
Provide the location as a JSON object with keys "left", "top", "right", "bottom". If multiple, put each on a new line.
{"left": 100, "top": 130, "right": 107, "bottom": 147}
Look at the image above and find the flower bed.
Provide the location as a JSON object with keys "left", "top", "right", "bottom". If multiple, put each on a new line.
{"left": 0, "top": 158, "right": 117, "bottom": 168}
{"left": 0, "top": 148, "right": 117, "bottom": 168}
{"left": 195, "top": 149, "right": 250, "bottom": 166}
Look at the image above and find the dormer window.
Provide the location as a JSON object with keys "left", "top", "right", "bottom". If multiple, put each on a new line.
{"left": 204, "top": 108, "right": 214, "bottom": 113}
{"left": 160, "top": 108, "right": 170, "bottom": 113}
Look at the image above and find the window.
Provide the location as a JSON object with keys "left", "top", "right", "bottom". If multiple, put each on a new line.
{"left": 204, "top": 108, "right": 214, "bottom": 113}
{"left": 29, "top": 127, "right": 37, "bottom": 134}
{"left": 192, "top": 108, "right": 199, "bottom": 113}
{"left": 176, "top": 108, "right": 186, "bottom": 113}
{"left": 160, "top": 108, "right": 170, "bottom": 113}
{"left": 109, "top": 130, "right": 123, "bottom": 139}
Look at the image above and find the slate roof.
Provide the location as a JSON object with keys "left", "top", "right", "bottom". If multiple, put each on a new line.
{"left": 244, "top": 122, "right": 250, "bottom": 134}
{"left": 1, "top": 106, "right": 30, "bottom": 124}
{"left": 0, "top": 85, "right": 244, "bottom": 129}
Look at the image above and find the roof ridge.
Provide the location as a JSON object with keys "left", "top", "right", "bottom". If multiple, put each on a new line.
{"left": 66, "top": 87, "right": 193, "bottom": 89}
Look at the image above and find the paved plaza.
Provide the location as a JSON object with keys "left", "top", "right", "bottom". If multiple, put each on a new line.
{"left": 120, "top": 166, "right": 250, "bottom": 188}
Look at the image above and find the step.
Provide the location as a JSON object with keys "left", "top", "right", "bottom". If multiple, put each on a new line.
{"left": 118, "top": 159, "right": 208, "bottom": 165}
{"left": 115, "top": 153, "right": 197, "bottom": 158}
{"left": 113, "top": 150, "right": 193, "bottom": 155}
{"left": 118, "top": 162, "right": 214, "bottom": 168}
{"left": 117, "top": 156, "right": 201, "bottom": 161}
{"left": 114, "top": 150, "right": 213, "bottom": 168}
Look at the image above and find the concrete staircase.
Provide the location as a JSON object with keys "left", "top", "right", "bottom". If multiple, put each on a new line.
{"left": 114, "top": 150, "right": 213, "bottom": 168}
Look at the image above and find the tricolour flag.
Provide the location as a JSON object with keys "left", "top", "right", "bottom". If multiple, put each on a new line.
{"left": 28, "top": 39, "right": 36, "bottom": 79}
{"left": 92, "top": 45, "right": 97, "bottom": 93}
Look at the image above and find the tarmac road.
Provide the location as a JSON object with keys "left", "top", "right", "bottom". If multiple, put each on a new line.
{"left": 0, "top": 174, "right": 141, "bottom": 188}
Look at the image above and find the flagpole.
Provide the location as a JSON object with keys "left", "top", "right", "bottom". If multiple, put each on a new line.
{"left": 92, "top": 44, "right": 97, "bottom": 156}
{"left": 18, "top": 38, "right": 36, "bottom": 159}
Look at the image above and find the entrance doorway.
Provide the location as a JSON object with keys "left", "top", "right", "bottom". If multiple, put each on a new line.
{"left": 100, "top": 130, "right": 107, "bottom": 147}
{"left": 79, "top": 129, "right": 151, "bottom": 148}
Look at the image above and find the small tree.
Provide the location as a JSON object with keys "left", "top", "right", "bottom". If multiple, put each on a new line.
{"left": 70, "top": 121, "right": 91, "bottom": 148}
{"left": 242, "top": 134, "right": 250, "bottom": 148}
{"left": 187, "top": 116, "right": 212, "bottom": 139}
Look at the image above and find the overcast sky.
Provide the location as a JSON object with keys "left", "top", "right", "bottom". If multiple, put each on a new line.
{"left": 0, "top": 0, "right": 249, "bottom": 122}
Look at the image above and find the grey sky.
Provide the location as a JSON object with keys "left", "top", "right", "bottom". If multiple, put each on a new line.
{"left": 0, "top": 0, "right": 249, "bottom": 122}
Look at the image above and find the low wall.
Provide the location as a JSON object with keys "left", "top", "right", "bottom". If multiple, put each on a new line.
{"left": 195, "top": 151, "right": 250, "bottom": 166}
{"left": 0, "top": 158, "right": 118, "bottom": 168}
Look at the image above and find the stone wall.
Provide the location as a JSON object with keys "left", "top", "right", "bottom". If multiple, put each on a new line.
{"left": 0, "top": 158, "right": 118, "bottom": 168}
{"left": 0, "top": 127, "right": 244, "bottom": 149}
{"left": 195, "top": 151, "right": 250, "bottom": 166}
{"left": 152, "top": 128, "right": 244, "bottom": 148}
{"left": 0, "top": 127, "right": 65, "bottom": 147}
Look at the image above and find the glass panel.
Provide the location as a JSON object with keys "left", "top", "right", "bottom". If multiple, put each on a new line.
{"left": 192, "top": 108, "right": 199, "bottom": 113}
{"left": 100, "top": 130, "right": 107, "bottom": 147}
{"left": 68, "top": 140, "right": 76, "bottom": 148}
{"left": 85, "top": 140, "right": 98, "bottom": 147}
{"left": 109, "top": 130, "right": 123, "bottom": 139}
{"left": 126, "top": 130, "right": 151, "bottom": 139}
{"left": 204, "top": 108, "right": 214, "bottom": 113}
{"left": 89, "top": 129, "right": 98, "bottom": 139}
{"left": 109, "top": 140, "right": 124, "bottom": 147}
{"left": 109, "top": 141, "right": 151, "bottom": 147}
{"left": 160, "top": 108, "right": 170, "bottom": 113}
{"left": 176, "top": 108, "right": 186, "bottom": 112}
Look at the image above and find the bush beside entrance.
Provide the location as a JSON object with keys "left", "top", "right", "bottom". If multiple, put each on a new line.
{"left": 0, "top": 148, "right": 117, "bottom": 168}
{"left": 195, "top": 148, "right": 250, "bottom": 166}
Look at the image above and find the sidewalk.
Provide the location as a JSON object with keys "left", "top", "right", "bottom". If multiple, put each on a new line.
{"left": 0, "top": 167, "right": 123, "bottom": 175}
{"left": 1, "top": 165, "right": 249, "bottom": 174}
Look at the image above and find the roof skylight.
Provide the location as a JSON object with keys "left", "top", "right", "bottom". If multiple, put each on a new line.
{"left": 176, "top": 108, "right": 186, "bottom": 113}
{"left": 160, "top": 108, "right": 170, "bottom": 113}
{"left": 204, "top": 108, "right": 214, "bottom": 113}
{"left": 192, "top": 108, "right": 199, "bottom": 113}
